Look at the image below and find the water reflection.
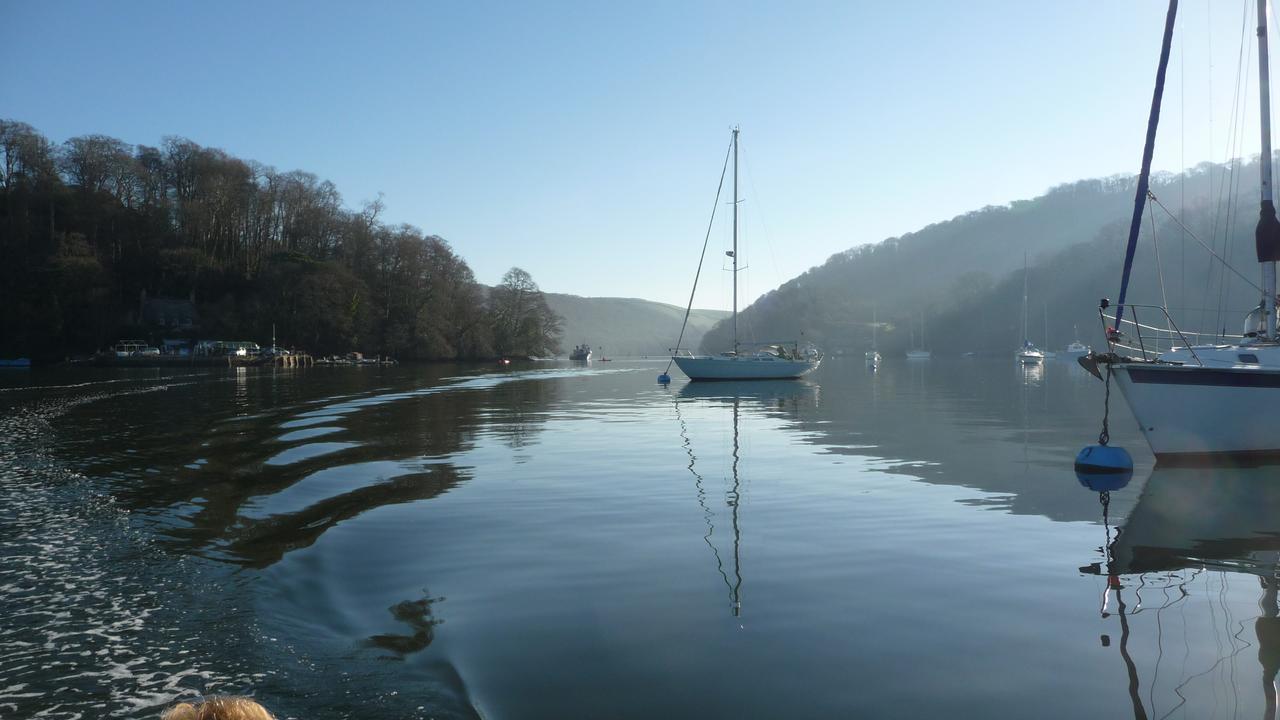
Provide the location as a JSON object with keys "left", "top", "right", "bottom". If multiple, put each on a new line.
{"left": 1080, "top": 466, "right": 1280, "bottom": 719}
{"left": 366, "top": 590, "right": 445, "bottom": 658}
{"left": 672, "top": 381, "right": 818, "bottom": 617}
{"left": 1019, "top": 361, "right": 1045, "bottom": 388}
{"left": 66, "top": 366, "right": 560, "bottom": 568}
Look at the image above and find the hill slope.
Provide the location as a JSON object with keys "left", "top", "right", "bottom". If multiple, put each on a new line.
{"left": 701, "top": 160, "right": 1267, "bottom": 356}
{"left": 545, "top": 294, "right": 728, "bottom": 357}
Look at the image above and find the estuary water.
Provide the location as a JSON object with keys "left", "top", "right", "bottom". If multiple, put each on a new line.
{"left": 1, "top": 357, "right": 1277, "bottom": 719}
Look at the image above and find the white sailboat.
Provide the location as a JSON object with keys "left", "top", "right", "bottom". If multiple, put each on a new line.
{"left": 670, "top": 128, "right": 821, "bottom": 381}
{"left": 865, "top": 306, "right": 881, "bottom": 367}
{"left": 905, "top": 311, "right": 931, "bottom": 359}
{"left": 1016, "top": 255, "right": 1044, "bottom": 364}
{"left": 1085, "top": 1, "right": 1280, "bottom": 459}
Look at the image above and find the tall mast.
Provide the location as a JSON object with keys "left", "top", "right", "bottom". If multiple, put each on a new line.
{"left": 732, "top": 126, "right": 740, "bottom": 354}
{"left": 1113, "top": 0, "right": 1178, "bottom": 332}
{"left": 1257, "top": 0, "right": 1280, "bottom": 339}
{"left": 1023, "top": 253, "right": 1030, "bottom": 343}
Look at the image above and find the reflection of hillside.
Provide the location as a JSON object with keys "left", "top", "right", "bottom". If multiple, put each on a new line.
{"left": 223, "top": 466, "right": 465, "bottom": 568}
{"left": 64, "top": 366, "right": 558, "bottom": 567}
{"left": 785, "top": 357, "right": 1145, "bottom": 524}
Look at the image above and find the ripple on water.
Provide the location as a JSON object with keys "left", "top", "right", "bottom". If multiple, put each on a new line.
{"left": 263, "top": 442, "right": 359, "bottom": 467}
{"left": 279, "top": 415, "right": 346, "bottom": 429}
{"left": 276, "top": 426, "right": 344, "bottom": 443}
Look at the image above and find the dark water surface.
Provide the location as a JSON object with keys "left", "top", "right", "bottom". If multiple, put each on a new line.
{"left": 2, "top": 358, "right": 1277, "bottom": 718}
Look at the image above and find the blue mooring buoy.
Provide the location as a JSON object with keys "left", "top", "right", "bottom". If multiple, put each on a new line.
{"left": 1074, "top": 444, "right": 1133, "bottom": 475}
{"left": 658, "top": 373, "right": 671, "bottom": 384}
{"left": 1076, "top": 468, "right": 1133, "bottom": 492}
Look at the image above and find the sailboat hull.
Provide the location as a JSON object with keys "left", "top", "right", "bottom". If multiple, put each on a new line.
{"left": 1112, "top": 363, "right": 1280, "bottom": 458}
{"left": 672, "top": 355, "right": 819, "bottom": 381}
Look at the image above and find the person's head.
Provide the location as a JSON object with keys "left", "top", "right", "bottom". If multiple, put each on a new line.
{"left": 162, "top": 696, "right": 274, "bottom": 720}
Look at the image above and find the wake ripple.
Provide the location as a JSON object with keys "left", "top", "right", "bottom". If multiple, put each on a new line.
{"left": 0, "top": 384, "right": 267, "bottom": 718}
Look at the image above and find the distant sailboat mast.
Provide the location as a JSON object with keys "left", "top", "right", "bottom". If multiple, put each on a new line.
{"left": 1022, "top": 253, "right": 1030, "bottom": 346}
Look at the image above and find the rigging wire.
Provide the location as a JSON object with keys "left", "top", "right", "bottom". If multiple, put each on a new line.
{"left": 664, "top": 138, "right": 733, "bottom": 374}
{"left": 1201, "top": 2, "right": 1252, "bottom": 339}
{"left": 1148, "top": 202, "right": 1171, "bottom": 352}
{"left": 739, "top": 138, "right": 786, "bottom": 300}
{"left": 1149, "top": 191, "right": 1264, "bottom": 294}
{"left": 1216, "top": 7, "right": 1252, "bottom": 338}
{"left": 673, "top": 395, "right": 732, "bottom": 595}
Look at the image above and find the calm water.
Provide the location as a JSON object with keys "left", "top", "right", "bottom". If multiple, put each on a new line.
{"left": 2, "top": 358, "right": 1278, "bottom": 718}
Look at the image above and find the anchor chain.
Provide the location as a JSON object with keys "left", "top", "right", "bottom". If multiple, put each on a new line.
{"left": 1098, "top": 365, "right": 1113, "bottom": 447}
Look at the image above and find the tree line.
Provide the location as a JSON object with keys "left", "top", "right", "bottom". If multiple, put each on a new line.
{"left": 0, "top": 120, "right": 561, "bottom": 362}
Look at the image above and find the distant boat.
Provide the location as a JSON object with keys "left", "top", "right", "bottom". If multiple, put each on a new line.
{"left": 1016, "top": 255, "right": 1044, "bottom": 364}
{"left": 1016, "top": 342, "right": 1044, "bottom": 364}
{"left": 1062, "top": 325, "right": 1089, "bottom": 358}
{"left": 670, "top": 128, "right": 821, "bottom": 381}
{"left": 569, "top": 343, "right": 592, "bottom": 361}
{"left": 905, "top": 311, "right": 931, "bottom": 360}
{"left": 0, "top": 358, "right": 31, "bottom": 369}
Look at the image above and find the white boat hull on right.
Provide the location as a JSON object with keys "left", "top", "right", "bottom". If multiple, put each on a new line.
{"left": 1111, "top": 362, "right": 1280, "bottom": 458}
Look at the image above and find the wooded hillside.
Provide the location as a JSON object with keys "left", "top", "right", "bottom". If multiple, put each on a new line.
{"left": 0, "top": 120, "right": 560, "bottom": 362}
{"left": 701, "top": 159, "right": 1270, "bottom": 357}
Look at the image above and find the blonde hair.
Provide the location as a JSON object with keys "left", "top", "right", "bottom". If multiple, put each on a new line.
{"left": 162, "top": 696, "right": 275, "bottom": 720}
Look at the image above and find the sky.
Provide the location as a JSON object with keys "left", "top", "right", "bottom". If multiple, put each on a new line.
{"left": 1, "top": 1, "right": 1273, "bottom": 310}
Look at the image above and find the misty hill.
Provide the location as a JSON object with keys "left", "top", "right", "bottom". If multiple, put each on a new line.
{"left": 544, "top": 294, "right": 728, "bottom": 357}
{"left": 701, "top": 158, "right": 1270, "bottom": 357}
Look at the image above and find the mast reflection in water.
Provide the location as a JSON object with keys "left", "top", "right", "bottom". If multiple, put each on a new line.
{"left": 673, "top": 380, "right": 818, "bottom": 618}
{"left": 1080, "top": 466, "right": 1280, "bottom": 720}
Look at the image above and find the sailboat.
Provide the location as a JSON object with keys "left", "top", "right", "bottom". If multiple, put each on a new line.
{"left": 1016, "top": 255, "right": 1045, "bottom": 364}
{"left": 905, "top": 311, "right": 931, "bottom": 359}
{"left": 865, "top": 306, "right": 881, "bottom": 367}
{"left": 1083, "top": 0, "right": 1280, "bottom": 459}
{"left": 669, "top": 128, "right": 822, "bottom": 381}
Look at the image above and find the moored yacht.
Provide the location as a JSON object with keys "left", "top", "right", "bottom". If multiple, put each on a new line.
{"left": 667, "top": 128, "right": 821, "bottom": 381}
{"left": 1084, "top": 0, "right": 1280, "bottom": 460}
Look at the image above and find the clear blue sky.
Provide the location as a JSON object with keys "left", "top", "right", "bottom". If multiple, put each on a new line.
{"left": 1, "top": 1, "right": 1270, "bottom": 309}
